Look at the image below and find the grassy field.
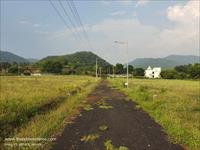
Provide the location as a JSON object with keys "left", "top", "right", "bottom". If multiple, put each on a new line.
{"left": 0, "top": 75, "right": 99, "bottom": 149}
{"left": 109, "top": 78, "right": 200, "bottom": 150}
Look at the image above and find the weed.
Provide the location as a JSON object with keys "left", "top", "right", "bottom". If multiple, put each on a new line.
{"left": 80, "top": 134, "right": 99, "bottom": 142}
{"left": 97, "top": 101, "right": 113, "bottom": 109}
{"left": 104, "top": 140, "right": 129, "bottom": 150}
{"left": 109, "top": 78, "right": 200, "bottom": 150}
{"left": 99, "top": 124, "right": 108, "bottom": 131}
{"left": 83, "top": 104, "right": 93, "bottom": 111}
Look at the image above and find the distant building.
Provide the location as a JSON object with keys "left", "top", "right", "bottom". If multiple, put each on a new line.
{"left": 145, "top": 66, "right": 161, "bottom": 78}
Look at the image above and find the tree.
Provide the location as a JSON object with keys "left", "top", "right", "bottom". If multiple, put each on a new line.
{"left": 0, "top": 62, "right": 11, "bottom": 72}
{"left": 8, "top": 64, "right": 18, "bottom": 74}
{"left": 127, "top": 65, "right": 134, "bottom": 74}
{"left": 187, "top": 63, "right": 200, "bottom": 78}
{"left": 133, "top": 68, "right": 144, "bottom": 76}
{"left": 42, "top": 61, "right": 63, "bottom": 73}
{"left": 175, "top": 65, "right": 188, "bottom": 73}
{"left": 115, "top": 63, "right": 124, "bottom": 74}
{"left": 160, "top": 69, "right": 177, "bottom": 79}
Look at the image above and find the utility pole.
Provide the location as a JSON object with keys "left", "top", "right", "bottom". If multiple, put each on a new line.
{"left": 100, "top": 67, "right": 102, "bottom": 78}
{"left": 18, "top": 63, "right": 19, "bottom": 76}
{"left": 126, "top": 42, "right": 129, "bottom": 88}
{"left": 96, "top": 58, "right": 98, "bottom": 80}
{"left": 113, "top": 65, "right": 115, "bottom": 80}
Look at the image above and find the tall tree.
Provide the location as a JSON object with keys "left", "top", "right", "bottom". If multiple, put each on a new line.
{"left": 115, "top": 63, "right": 124, "bottom": 74}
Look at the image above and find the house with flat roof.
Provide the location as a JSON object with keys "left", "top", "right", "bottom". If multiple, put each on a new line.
{"left": 145, "top": 66, "right": 161, "bottom": 78}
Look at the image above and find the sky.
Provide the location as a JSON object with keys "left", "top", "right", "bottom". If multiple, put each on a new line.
{"left": 1, "top": 0, "right": 199, "bottom": 64}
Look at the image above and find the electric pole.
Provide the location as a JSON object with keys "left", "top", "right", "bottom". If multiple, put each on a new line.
{"left": 96, "top": 58, "right": 98, "bottom": 80}
{"left": 113, "top": 65, "right": 115, "bottom": 80}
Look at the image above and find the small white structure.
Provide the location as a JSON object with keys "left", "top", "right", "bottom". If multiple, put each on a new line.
{"left": 31, "top": 73, "right": 41, "bottom": 76}
{"left": 145, "top": 66, "right": 161, "bottom": 78}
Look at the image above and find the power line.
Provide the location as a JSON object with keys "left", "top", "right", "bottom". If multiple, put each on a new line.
{"left": 58, "top": 0, "right": 88, "bottom": 50}
{"left": 67, "top": 0, "right": 93, "bottom": 50}
{"left": 49, "top": 0, "right": 87, "bottom": 50}
{"left": 65, "top": 0, "right": 91, "bottom": 50}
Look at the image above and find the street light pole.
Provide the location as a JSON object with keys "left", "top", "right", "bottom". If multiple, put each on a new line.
{"left": 126, "top": 42, "right": 129, "bottom": 88}
{"left": 114, "top": 41, "right": 129, "bottom": 88}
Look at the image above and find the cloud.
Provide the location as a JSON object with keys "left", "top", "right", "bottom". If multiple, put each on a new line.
{"left": 118, "top": 0, "right": 133, "bottom": 5}
{"left": 88, "top": 1, "right": 199, "bottom": 63}
{"left": 90, "top": 19, "right": 160, "bottom": 63}
{"left": 135, "top": 0, "right": 150, "bottom": 7}
{"left": 99, "top": 1, "right": 110, "bottom": 5}
{"left": 167, "top": 0, "right": 199, "bottom": 23}
{"left": 18, "top": 20, "right": 30, "bottom": 25}
{"left": 152, "top": 1, "right": 199, "bottom": 55}
{"left": 110, "top": 11, "right": 127, "bottom": 16}
{"left": 19, "top": 20, "right": 48, "bottom": 28}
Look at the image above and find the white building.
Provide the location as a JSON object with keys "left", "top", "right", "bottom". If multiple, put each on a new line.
{"left": 145, "top": 66, "right": 161, "bottom": 78}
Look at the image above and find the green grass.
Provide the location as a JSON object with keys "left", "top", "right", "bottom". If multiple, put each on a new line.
{"left": 0, "top": 75, "right": 99, "bottom": 149}
{"left": 109, "top": 78, "right": 200, "bottom": 150}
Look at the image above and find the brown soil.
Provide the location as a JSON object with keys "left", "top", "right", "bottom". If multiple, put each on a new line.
{"left": 51, "top": 80, "right": 183, "bottom": 150}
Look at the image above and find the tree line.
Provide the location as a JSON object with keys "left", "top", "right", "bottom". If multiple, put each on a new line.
{"left": 0, "top": 61, "right": 199, "bottom": 79}
{"left": 161, "top": 63, "right": 200, "bottom": 79}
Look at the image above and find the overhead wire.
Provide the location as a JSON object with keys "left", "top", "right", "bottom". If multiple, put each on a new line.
{"left": 49, "top": 0, "right": 87, "bottom": 50}
{"left": 67, "top": 0, "right": 93, "bottom": 50}
{"left": 64, "top": 0, "right": 91, "bottom": 50}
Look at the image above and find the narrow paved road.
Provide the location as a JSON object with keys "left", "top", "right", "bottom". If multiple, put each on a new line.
{"left": 51, "top": 80, "right": 183, "bottom": 150}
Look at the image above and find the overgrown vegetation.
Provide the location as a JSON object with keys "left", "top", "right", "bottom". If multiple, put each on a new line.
{"left": 161, "top": 63, "right": 200, "bottom": 79}
{"left": 109, "top": 78, "right": 200, "bottom": 150}
{"left": 0, "top": 76, "right": 99, "bottom": 149}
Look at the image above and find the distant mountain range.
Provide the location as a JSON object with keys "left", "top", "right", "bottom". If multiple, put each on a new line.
{"left": 1, "top": 50, "right": 199, "bottom": 69}
{"left": 39, "top": 51, "right": 111, "bottom": 67}
{"left": 129, "top": 55, "right": 200, "bottom": 69}
{"left": 0, "top": 51, "right": 38, "bottom": 63}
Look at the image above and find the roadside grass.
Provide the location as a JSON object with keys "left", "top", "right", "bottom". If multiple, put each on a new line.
{"left": 0, "top": 75, "right": 99, "bottom": 149}
{"left": 109, "top": 78, "right": 200, "bottom": 150}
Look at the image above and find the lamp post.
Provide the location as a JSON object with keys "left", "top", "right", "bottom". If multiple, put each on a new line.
{"left": 114, "top": 41, "right": 129, "bottom": 88}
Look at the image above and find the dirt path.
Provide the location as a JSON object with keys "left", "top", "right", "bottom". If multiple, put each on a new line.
{"left": 51, "top": 80, "right": 183, "bottom": 150}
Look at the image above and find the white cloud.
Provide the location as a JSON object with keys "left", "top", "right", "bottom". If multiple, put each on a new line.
{"left": 88, "top": 1, "right": 199, "bottom": 63}
{"left": 33, "top": 24, "right": 41, "bottom": 28}
{"left": 119, "top": 0, "right": 133, "bottom": 5}
{"left": 110, "top": 11, "right": 127, "bottom": 16}
{"left": 99, "top": 1, "right": 110, "bottom": 5}
{"left": 135, "top": 0, "right": 150, "bottom": 7}
{"left": 18, "top": 20, "right": 30, "bottom": 25}
{"left": 90, "top": 19, "right": 160, "bottom": 63}
{"left": 150, "top": 1, "right": 199, "bottom": 56}
{"left": 167, "top": 0, "right": 199, "bottom": 23}
{"left": 19, "top": 20, "right": 48, "bottom": 28}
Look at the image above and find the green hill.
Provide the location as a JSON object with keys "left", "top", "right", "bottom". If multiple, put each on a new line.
{"left": 38, "top": 51, "right": 111, "bottom": 74}
{"left": 130, "top": 55, "right": 200, "bottom": 69}
{"left": 0, "top": 51, "right": 29, "bottom": 63}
